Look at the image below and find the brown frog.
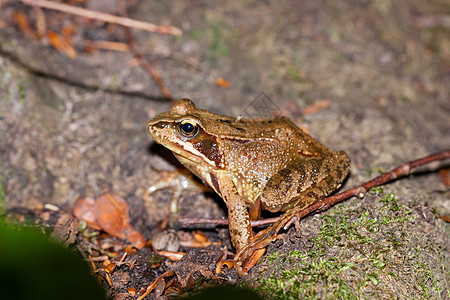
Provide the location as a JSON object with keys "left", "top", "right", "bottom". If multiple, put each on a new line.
{"left": 147, "top": 99, "right": 350, "bottom": 274}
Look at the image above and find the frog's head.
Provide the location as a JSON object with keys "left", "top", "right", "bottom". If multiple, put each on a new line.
{"left": 147, "top": 99, "right": 224, "bottom": 169}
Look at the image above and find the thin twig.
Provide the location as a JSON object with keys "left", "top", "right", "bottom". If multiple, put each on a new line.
{"left": 283, "top": 149, "right": 450, "bottom": 228}
{"left": 412, "top": 15, "right": 450, "bottom": 29}
{"left": 19, "top": 0, "right": 182, "bottom": 36}
{"left": 137, "top": 270, "right": 174, "bottom": 300}
{"left": 179, "top": 149, "right": 450, "bottom": 228}
{"left": 118, "top": 0, "right": 173, "bottom": 102}
{"left": 179, "top": 218, "right": 230, "bottom": 226}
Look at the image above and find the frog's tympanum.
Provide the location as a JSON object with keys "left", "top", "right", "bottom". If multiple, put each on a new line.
{"left": 148, "top": 99, "right": 350, "bottom": 275}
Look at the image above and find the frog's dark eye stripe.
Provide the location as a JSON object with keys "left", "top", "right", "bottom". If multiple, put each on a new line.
{"left": 177, "top": 120, "right": 199, "bottom": 137}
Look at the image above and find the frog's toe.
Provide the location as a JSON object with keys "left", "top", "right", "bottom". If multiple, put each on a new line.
{"left": 215, "top": 258, "right": 248, "bottom": 276}
{"left": 241, "top": 248, "right": 266, "bottom": 273}
{"left": 231, "top": 230, "right": 285, "bottom": 275}
{"left": 215, "top": 246, "right": 239, "bottom": 274}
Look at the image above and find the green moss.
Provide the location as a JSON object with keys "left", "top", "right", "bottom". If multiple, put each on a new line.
{"left": 367, "top": 167, "right": 374, "bottom": 177}
{"left": 187, "top": 20, "right": 238, "bottom": 64}
{"left": 286, "top": 65, "right": 307, "bottom": 83}
{"left": 0, "top": 179, "right": 4, "bottom": 215}
{"left": 150, "top": 253, "right": 166, "bottom": 267}
{"left": 251, "top": 191, "right": 445, "bottom": 299}
{"left": 257, "top": 254, "right": 357, "bottom": 299}
{"left": 377, "top": 167, "right": 386, "bottom": 174}
{"left": 17, "top": 79, "right": 27, "bottom": 104}
{"left": 369, "top": 186, "right": 383, "bottom": 194}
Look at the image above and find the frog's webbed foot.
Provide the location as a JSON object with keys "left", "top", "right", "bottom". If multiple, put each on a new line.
{"left": 233, "top": 230, "right": 285, "bottom": 271}
{"left": 143, "top": 169, "right": 209, "bottom": 225}
{"left": 216, "top": 246, "right": 266, "bottom": 276}
{"left": 218, "top": 211, "right": 297, "bottom": 275}
{"left": 230, "top": 211, "right": 298, "bottom": 274}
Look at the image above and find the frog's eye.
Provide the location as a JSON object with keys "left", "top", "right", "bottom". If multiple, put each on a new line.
{"left": 177, "top": 120, "right": 199, "bottom": 138}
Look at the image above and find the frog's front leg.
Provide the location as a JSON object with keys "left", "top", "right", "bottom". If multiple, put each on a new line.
{"left": 216, "top": 176, "right": 253, "bottom": 252}
{"left": 214, "top": 175, "right": 270, "bottom": 275}
{"left": 143, "top": 169, "right": 210, "bottom": 228}
{"left": 236, "top": 151, "right": 350, "bottom": 265}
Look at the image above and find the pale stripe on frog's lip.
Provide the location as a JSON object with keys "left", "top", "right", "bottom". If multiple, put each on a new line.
{"left": 147, "top": 125, "right": 160, "bottom": 138}
{"left": 165, "top": 136, "right": 219, "bottom": 168}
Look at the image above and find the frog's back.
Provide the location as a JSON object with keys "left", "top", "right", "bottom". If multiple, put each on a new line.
{"left": 215, "top": 117, "right": 333, "bottom": 203}
{"left": 223, "top": 117, "right": 331, "bottom": 156}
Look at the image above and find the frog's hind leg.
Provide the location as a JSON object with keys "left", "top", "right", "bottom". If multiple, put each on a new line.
{"left": 249, "top": 198, "right": 261, "bottom": 221}
{"left": 235, "top": 151, "right": 350, "bottom": 269}
{"left": 261, "top": 151, "right": 350, "bottom": 214}
{"left": 266, "top": 155, "right": 349, "bottom": 236}
{"left": 266, "top": 150, "right": 349, "bottom": 232}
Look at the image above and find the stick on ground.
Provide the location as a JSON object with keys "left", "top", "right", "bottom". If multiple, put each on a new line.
{"left": 20, "top": 0, "right": 182, "bottom": 36}
{"left": 179, "top": 149, "right": 450, "bottom": 228}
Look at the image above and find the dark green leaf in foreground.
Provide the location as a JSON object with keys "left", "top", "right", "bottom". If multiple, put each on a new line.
{"left": 0, "top": 224, "right": 106, "bottom": 300}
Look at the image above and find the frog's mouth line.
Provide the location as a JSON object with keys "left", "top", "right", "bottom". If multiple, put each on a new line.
{"left": 148, "top": 125, "right": 204, "bottom": 164}
{"left": 167, "top": 139, "right": 218, "bottom": 168}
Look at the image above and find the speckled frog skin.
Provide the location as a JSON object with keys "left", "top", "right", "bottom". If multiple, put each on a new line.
{"left": 148, "top": 99, "right": 350, "bottom": 253}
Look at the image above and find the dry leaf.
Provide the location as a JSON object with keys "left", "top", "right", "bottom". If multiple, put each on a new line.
{"left": 127, "top": 288, "right": 136, "bottom": 296}
{"left": 62, "top": 25, "right": 76, "bottom": 40}
{"left": 179, "top": 230, "right": 217, "bottom": 248}
{"left": 94, "top": 193, "right": 130, "bottom": 240}
{"left": 193, "top": 230, "right": 210, "bottom": 244}
{"left": 124, "top": 227, "right": 146, "bottom": 250}
{"left": 73, "top": 196, "right": 102, "bottom": 230}
{"left": 13, "top": 11, "right": 34, "bottom": 38}
{"left": 86, "top": 40, "right": 129, "bottom": 52}
{"left": 47, "top": 30, "right": 77, "bottom": 58}
{"left": 155, "top": 250, "right": 185, "bottom": 261}
{"left": 215, "top": 77, "right": 231, "bottom": 88}
{"left": 438, "top": 168, "right": 450, "bottom": 187}
{"left": 74, "top": 193, "right": 146, "bottom": 249}
{"left": 301, "top": 99, "right": 331, "bottom": 115}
